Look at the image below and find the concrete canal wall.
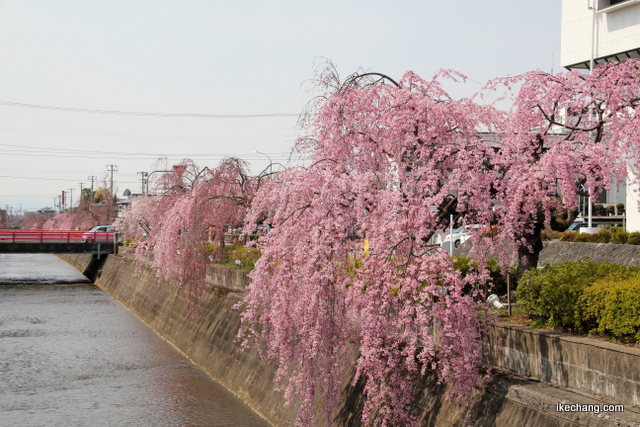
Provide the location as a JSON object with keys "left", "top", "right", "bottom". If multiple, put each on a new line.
{"left": 58, "top": 252, "right": 640, "bottom": 426}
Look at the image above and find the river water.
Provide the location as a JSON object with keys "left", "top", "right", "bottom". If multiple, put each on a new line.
{"left": 0, "top": 254, "right": 270, "bottom": 427}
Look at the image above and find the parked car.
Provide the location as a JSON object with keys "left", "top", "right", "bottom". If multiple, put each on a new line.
{"left": 441, "top": 225, "right": 474, "bottom": 248}
{"left": 82, "top": 225, "right": 114, "bottom": 243}
{"left": 567, "top": 221, "right": 587, "bottom": 231}
{"left": 440, "top": 224, "right": 496, "bottom": 249}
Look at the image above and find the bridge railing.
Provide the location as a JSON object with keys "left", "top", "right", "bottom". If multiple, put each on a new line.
{"left": 0, "top": 229, "right": 115, "bottom": 243}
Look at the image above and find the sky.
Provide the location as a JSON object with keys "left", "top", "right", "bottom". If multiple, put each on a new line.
{"left": 0, "top": 0, "right": 562, "bottom": 214}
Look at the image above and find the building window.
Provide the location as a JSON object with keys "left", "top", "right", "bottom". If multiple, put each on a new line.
{"left": 598, "top": 0, "right": 631, "bottom": 10}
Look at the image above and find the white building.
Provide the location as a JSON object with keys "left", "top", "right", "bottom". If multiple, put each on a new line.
{"left": 562, "top": 0, "right": 640, "bottom": 69}
{"left": 562, "top": 0, "right": 640, "bottom": 231}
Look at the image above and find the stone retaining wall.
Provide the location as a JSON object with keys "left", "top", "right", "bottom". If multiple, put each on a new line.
{"left": 58, "top": 253, "right": 640, "bottom": 426}
{"left": 539, "top": 241, "right": 640, "bottom": 267}
{"left": 486, "top": 323, "right": 640, "bottom": 408}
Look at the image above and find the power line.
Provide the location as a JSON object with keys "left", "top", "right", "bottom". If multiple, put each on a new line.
{"left": 0, "top": 151, "right": 166, "bottom": 160}
{"left": 0, "top": 100, "right": 299, "bottom": 119}
{"left": 0, "top": 142, "right": 291, "bottom": 158}
{"left": 0, "top": 124, "right": 295, "bottom": 139}
{"left": 0, "top": 151, "right": 292, "bottom": 162}
{"left": 0, "top": 174, "right": 82, "bottom": 182}
{"left": 0, "top": 115, "right": 297, "bottom": 130}
{"left": 1, "top": 166, "right": 98, "bottom": 175}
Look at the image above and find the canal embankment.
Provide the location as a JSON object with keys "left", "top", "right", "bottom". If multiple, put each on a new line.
{"left": 58, "top": 249, "right": 640, "bottom": 426}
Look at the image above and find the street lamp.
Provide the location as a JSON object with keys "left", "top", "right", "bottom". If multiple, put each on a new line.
{"left": 581, "top": 184, "right": 598, "bottom": 234}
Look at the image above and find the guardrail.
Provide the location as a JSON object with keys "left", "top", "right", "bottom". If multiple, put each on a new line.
{"left": 0, "top": 229, "right": 115, "bottom": 243}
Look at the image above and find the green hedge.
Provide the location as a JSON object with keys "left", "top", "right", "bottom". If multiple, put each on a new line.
{"left": 516, "top": 261, "right": 640, "bottom": 341}
{"left": 547, "top": 228, "right": 640, "bottom": 245}
{"left": 226, "top": 244, "right": 261, "bottom": 269}
{"left": 581, "top": 274, "right": 640, "bottom": 342}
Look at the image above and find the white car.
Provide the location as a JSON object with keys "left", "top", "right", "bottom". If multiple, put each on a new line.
{"left": 441, "top": 224, "right": 488, "bottom": 249}
{"left": 567, "top": 221, "right": 587, "bottom": 231}
{"left": 442, "top": 226, "right": 472, "bottom": 249}
{"left": 82, "top": 225, "right": 114, "bottom": 243}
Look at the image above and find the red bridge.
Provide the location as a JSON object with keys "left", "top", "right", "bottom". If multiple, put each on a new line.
{"left": 0, "top": 229, "right": 118, "bottom": 254}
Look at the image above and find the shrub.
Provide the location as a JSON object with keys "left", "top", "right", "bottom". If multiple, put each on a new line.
{"left": 581, "top": 273, "right": 640, "bottom": 342}
{"left": 541, "top": 229, "right": 561, "bottom": 241}
{"left": 552, "top": 229, "right": 635, "bottom": 245}
{"left": 574, "top": 233, "right": 590, "bottom": 242}
{"left": 124, "top": 237, "right": 141, "bottom": 248}
{"left": 452, "top": 256, "right": 509, "bottom": 296}
{"left": 628, "top": 232, "right": 640, "bottom": 245}
{"left": 594, "top": 229, "right": 611, "bottom": 243}
{"left": 201, "top": 242, "right": 261, "bottom": 269}
{"left": 594, "top": 204, "right": 606, "bottom": 216}
{"left": 606, "top": 205, "right": 615, "bottom": 216}
{"left": 227, "top": 244, "right": 261, "bottom": 269}
{"left": 516, "top": 261, "right": 640, "bottom": 332}
{"left": 201, "top": 241, "right": 222, "bottom": 260}
{"left": 610, "top": 229, "right": 628, "bottom": 244}
{"left": 559, "top": 231, "right": 577, "bottom": 242}
{"left": 617, "top": 203, "right": 625, "bottom": 215}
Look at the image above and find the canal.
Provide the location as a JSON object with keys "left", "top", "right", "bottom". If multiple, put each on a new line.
{"left": 0, "top": 254, "right": 270, "bottom": 427}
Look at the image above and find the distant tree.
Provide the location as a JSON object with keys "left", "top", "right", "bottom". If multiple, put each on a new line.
{"left": 0, "top": 209, "right": 7, "bottom": 228}
{"left": 70, "top": 200, "right": 111, "bottom": 228}
{"left": 42, "top": 199, "right": 111, "bottom": 230}
{"left": 117, "top": 158, "right": 263, "bottom": 302}
{"left": 92, "top": 187, "right": 110, "bottom": 204}
{"left": 80, "top": 187, "right": 92, "bottom": 202}
{"left": 114, "top": 195, "right": 160, "bottom": 239}
{"left": 19, "top": 212, "right": 53, "bottom": 230}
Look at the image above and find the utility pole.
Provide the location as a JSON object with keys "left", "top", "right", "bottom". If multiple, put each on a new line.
{"left": 107, "top": 165, "right": 118, "bottom": 198}
{"left": 61, "top": 191, "right": 66, "bottom": 211}
{"left": 88, "top": 176, "right": 97, "bottom": 204}
{"left": 79, "top": 182, "right": 84, "bottom": 203}
{"left": 137, "top": 171, "right": 148, "bottom": 195}
{"left": 68, "top": 188, "right": 74, "bottom": 212}
{"left": 107, "top": 165, "right": 118, "bottom": 222}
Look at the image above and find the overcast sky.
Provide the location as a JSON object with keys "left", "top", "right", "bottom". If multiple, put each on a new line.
{"left": 0, "top": 0, "right": 561, "bottom": 213}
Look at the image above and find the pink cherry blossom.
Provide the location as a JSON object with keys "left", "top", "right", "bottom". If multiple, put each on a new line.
{"left": 241, "top": 61, "right": 640, "bottom": 425}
